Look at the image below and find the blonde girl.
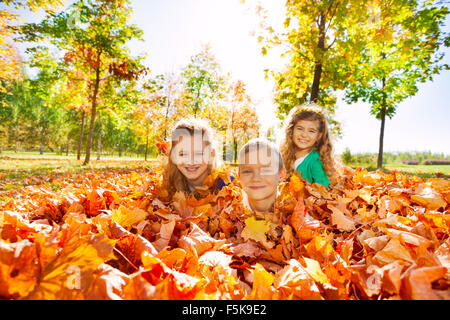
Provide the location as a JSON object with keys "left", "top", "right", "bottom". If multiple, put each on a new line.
{"left": 163, "top": 118, "right": 232, "bottom": 197}
{"left": 279, "top": 103, "right": 337, "bottom": 187}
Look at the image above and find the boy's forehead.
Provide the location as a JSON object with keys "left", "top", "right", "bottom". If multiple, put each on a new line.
{"left": 241, "top": 148, "right": 280, "bottom": 167}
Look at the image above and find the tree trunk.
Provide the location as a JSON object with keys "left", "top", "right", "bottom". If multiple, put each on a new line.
{"left": 77, "top": 110, "right": 86, "bottom": 160}
{"left": 310, "top": 63, "right": 323, "bottom": 103}
{"left": 310, "top": 13, "right": 326, "bottom": 103}
{"left": 377, "top": 77, "right": 387, "bottom": 170}
{"left": 163, "top": 93, "right": 171, "bottom": 140}
{"left": 233, "top": 136, "right": 238, "bottom": 164}
{"left": 83, "top": 64, "right": 101, "bottom": 166}
{"left": 97, "top": 113, "right": 102, "bottom": 161}
{"left": 145, "top": 124, "right": 149, "bottom": 161}
{"left": 39, "top": 127, "right": 45, "bottom": 155}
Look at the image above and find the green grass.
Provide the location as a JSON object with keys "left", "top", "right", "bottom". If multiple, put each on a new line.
{"left": 0, "top": 152, "right": 157, "bottom": 192}
{"left": 347, "top": 162, "right": 450, "bottom": 180}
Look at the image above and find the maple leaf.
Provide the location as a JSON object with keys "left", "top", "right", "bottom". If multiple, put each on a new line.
{"left": 247, "top": 263, "right": 275, "bottom": 300}
{"left": 0, "top": 240, "right": 39, "bottom": 299}
{"left": 372, "top": 236, "right": 415, "bottom": 267}
{"left": 111, "top": 205, "right": 147, "bottom": 229}
{"left": 328, "top": 205, "right": 356, "bottom": 232}
{"left": 230, "top": 240, "right": 262, "bottom": 259}
{"left": 273, "top": 259, "right": 323, "bottom": 300}
{"left": 25, "top": 229, "right": 116, "bottom": 300}
{"left": 84, "top": 263, "right": 129, "bottom": 300}
{"left": 401, "top": 266, "right": 448, "bottom": 300}
{"left": 241, "top": 216, "right": 275, "bottom": 249}
{"left": 122, "top": 272, "right": 157, "bottom": 300}
{"left": 410, "top": 183, "right": 447, "bottom": 211}
{"left": 156, "top": 138, "right": 170, "bottom": 155}
{"left": 177, "top": 223, "right": 226, "bottom": 256}
{"left": 301, "top": 257, "right": 330, "bottom": 285}
{"left": 152, "top": 220, "right": 176, "bottom": 252}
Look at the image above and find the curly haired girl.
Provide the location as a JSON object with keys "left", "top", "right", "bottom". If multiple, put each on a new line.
{"left": 279, "top": 103, "right": 337, "bottom": 188}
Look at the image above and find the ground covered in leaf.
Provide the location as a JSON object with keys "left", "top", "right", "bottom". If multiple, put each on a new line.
{"left": 0, "top": 160, "right": 449, "bottom": 300}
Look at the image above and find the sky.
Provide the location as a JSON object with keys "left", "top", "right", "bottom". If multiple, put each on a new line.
{"left": 9, "top": 0, "right": 450, "bottom": 155}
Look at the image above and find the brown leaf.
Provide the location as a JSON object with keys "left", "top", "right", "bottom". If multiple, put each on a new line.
{"left": 178, "top": 223, "right": 226, "bottom": 256}
{"left": 401, "top": 266, "right": 447, "bottom": 300}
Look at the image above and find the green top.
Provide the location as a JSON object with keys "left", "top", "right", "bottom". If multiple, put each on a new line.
{"left": 295, "top": 150, "right": 330, "bottom": 188}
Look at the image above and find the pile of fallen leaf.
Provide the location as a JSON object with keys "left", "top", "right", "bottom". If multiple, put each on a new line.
{"left": 0, "top": 162, "right": 449, "bottom": 300}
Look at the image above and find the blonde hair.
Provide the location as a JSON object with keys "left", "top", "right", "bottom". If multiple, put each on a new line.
{"left": 238, "top": 138, "right": 284, "bottom": 172}
{"left": 279, "top": 103, "right": 337, "bottom": 182}
{"left": 163, "top": 118, "right": 220, "bottom": 196}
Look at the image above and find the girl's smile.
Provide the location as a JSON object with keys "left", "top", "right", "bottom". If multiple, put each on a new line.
{"left": 184, "top": 165, "right": 201, "bottom": 173}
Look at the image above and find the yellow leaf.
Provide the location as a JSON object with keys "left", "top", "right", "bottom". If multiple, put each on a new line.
{"left": 302, "top": 257, "right": 330, "bottom": 285}
{"left": 248, "top": 263, "right": 275, "bottom": 300}
{"left": 112, "top": 205, "right": 147, "bottom": 228}
{"left": 241, "top": 216, "right": 275, "bottom": 249}
{"left": 25, "top": 234, "right": 116, "bottom": 300}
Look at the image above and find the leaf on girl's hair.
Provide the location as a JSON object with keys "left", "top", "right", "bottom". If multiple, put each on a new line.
{"left": 156, "top": 138, "right": 170, "bottom": 155}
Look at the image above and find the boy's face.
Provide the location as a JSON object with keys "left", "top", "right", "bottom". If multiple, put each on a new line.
{"left": 239, "top": 149, "right": 285, "bottom": 202}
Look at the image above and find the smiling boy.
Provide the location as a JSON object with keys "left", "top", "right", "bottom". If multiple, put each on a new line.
{"left": 238, "top": 138, "right": 286, "bottom": 213}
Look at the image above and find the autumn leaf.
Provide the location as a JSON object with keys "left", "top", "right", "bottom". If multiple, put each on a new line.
{"left": 329, "top": 205, "right": 356, "bottom": 232}
{"left": 112, "top": 205, "right": 147, "bottom": 228}
{"left": 247, "top": 263, "right": 275, "bottom": 300}
{"left": 410, "top": 183, "right": 447, "bottom": 211}
{"left": 402, "top": 266, "right": 448, "bottom": 300}
{"left": 273, "top": 259, "right": 323, "bottom": 300}
{"left": 301, "top": 257, "right": 330, "bottom": 285}
{"left": 0, "top": 240, "right": 39, "bottom": 299}
{"left": 25, "top": 233, "right": 116, "bottom": 300}
{"left": 241, "top": 216, "right": 275, "bottom": 249}
{"left": 177, "top": 223, "right": 226, "bottom": 256}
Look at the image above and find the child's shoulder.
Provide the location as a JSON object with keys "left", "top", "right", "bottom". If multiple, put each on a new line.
{"left": 309, "top": 150, "right": 320, "bottom": 160}
{"left": 215, "top": 171, "right": 235, "bottom": 190}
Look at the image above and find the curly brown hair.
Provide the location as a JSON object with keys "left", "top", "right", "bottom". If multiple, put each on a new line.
{"left": 279, "top": 103, "right": 338, "bottom": 183}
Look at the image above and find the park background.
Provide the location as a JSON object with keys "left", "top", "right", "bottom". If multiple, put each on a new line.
{"left": 1, "top": 0, "right": 450, "bottom": 192}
